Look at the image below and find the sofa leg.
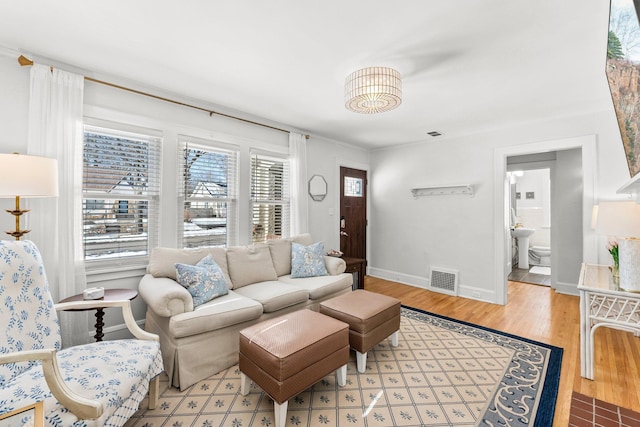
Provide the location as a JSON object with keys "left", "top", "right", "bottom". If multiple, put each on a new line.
{"left": 274, "top": 400, "right": 288, "bottom": 427}
{"left": 356, "top": 351, "right": 367, "bottom": 373}
{"left": 336, "top": 364, "right": 347, "bottom": 386}
{"left": 148, "top": 376, "right": 159, "bottom": 410}
{"left": 391, "top": 330, "right": 399, "bottom": 347}
{"left": 240, "top": 372, "right": 251, "bottom": 396}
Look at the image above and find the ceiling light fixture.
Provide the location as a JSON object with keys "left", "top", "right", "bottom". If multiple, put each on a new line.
{"left": 345, "top": 67, "right": 402, "bottom": 114}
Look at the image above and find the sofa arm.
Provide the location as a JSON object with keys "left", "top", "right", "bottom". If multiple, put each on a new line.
{"left": 324, "top": 256, "right": 346, "bottom": 275}
{"left": 139, "top": 274, "right": 194, "bottom": 317}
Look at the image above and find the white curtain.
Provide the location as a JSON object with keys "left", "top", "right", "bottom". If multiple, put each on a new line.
{"left": 289, "top": 132, "right": 309, "bottom": 235}
{"left": 27, "top": 64, "right": 88, "bottom": 346}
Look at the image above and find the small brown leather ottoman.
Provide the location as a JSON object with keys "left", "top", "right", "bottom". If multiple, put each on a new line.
{"left": 239, "top": 309, "right": 349, "bottom": 427}
{"left": 319, "top": 289, "right": 401, "bottom": 373}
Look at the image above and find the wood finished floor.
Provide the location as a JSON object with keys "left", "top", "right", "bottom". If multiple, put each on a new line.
{"left": 364, "top": 276, "right": 640, "bottom": 427}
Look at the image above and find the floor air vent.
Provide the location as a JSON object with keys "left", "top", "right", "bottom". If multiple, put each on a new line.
{"left": 429, "top": 267, "right": 459, "bottom": 296}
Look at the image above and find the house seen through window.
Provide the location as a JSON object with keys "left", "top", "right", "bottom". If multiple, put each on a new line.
{"left": 82, "top": 124, "right": 161, "bottom": 265}
{"left": 178, "top": 140, "right": 238, "bottom": 248}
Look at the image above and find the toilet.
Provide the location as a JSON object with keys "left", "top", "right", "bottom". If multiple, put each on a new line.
{"left": 529, "top": 246, "right": 551, "bottom": 267}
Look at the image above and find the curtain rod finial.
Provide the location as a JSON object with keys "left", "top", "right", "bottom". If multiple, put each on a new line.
{"left": 18, "top": 55, "right": 33, "bottom": 67}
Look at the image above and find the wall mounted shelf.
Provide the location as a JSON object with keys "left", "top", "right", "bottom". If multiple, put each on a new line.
{"left": 617, "top": 172, "right": 640, "bottom": 196}
{"left": 411, "top": 184, "right": 474, "bottom": 197}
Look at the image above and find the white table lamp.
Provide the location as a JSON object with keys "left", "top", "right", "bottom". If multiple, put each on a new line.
{"left": 0, "top": 153, "right": 59, "bottom": 240}
{"left": 594, "top": 201, "right": 640, "bottom": 291}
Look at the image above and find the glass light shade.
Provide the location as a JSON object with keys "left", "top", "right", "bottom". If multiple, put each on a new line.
{"left": 345, "top": 67, "right": 402, "bottom": 114}
{"left": 0, "top": 153, "right": 58, "bottom": 198}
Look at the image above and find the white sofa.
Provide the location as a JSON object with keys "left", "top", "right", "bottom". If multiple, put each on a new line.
{"left": 139, "top": 234, "right": 353, "bottom": 390}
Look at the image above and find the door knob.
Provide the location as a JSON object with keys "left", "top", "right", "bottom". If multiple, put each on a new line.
{"left": 340, "top": 231, "right": 349, "bottom": 237}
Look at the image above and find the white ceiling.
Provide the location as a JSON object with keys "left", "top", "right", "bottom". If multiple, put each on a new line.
{"left": 0, "top": 1, "right": 614, "bottom": 149}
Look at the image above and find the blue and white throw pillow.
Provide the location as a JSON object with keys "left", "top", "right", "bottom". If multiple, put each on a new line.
{"left": 291, "top": 241, "right": 328, "bottom": 278}
{"left": 175, "top": 254, "right": 229, "bottom": 307}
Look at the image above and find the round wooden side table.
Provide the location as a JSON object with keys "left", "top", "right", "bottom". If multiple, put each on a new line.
{"left": 58, "top": 288, "right": 138, "bottom": 342}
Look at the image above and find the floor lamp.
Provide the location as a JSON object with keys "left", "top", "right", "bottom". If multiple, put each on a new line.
{"left": 0, "top": 153, "right": 59, "bottom": 240}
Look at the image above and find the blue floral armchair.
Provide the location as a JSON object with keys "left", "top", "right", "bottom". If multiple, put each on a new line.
{"left": 0, "top": 240, "right": 163, "bottom": 426}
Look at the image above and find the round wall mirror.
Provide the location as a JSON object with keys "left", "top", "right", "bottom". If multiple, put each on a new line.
{"left": 308, "top": 175, "right": 328, "bottom": 201}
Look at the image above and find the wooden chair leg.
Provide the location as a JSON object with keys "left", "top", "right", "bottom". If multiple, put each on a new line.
{"left": 148, "top": 376, "right": 160, "bottom": 410}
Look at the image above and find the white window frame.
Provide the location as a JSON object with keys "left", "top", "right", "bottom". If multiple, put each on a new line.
{"left": 250, "top": 150, "right": 290, "bottom": 244}
{"left": 82, "top": 121, "right": 162, "bottom": 270}
{"left": 177, "top": 137, "right": 239, "bottom": 248}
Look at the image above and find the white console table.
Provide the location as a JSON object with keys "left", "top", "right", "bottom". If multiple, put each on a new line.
{"left": 578, "top": 263, "right": 640, "bottom": 379}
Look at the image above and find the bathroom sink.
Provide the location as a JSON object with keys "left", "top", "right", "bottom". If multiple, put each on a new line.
{"left": 511, "top": 227, "right": 535, "bottom": 238}
{"left": 511, "top": 228, "right": 535, "bottom": 269}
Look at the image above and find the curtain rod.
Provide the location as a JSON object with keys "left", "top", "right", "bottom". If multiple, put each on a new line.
{"left": 18, "top": 55, "right": 309, "bottom": 140}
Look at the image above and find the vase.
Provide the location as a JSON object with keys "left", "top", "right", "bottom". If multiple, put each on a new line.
{"left": 610, "top": 264, "right": 620, "bottom": 285}
{"left": 619, "top": 238, "right": 640, "bottom": 291}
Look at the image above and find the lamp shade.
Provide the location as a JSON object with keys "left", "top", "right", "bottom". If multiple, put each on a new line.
{"left": 0, "top": 153, "right": 58, "bottom": 198}
{"left": 345, "top": 67, "right": 402, "bottom": 114}
{"left": 593, "top": 201, "right": 640, "bottom": 237}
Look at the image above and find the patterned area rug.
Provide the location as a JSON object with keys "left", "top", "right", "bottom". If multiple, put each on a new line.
{"left": 126, "top": 306, "right": 562, "bottom": 427}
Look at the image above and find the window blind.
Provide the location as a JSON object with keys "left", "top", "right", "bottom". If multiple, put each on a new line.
{"left": 250, "top": 151, "right": 290, "bottom": 243}
{"left": 178, "top": 139, "right": 239, "bottom": 248}
{"left": 82, "top": 125, "right": 162, "bottom": 265}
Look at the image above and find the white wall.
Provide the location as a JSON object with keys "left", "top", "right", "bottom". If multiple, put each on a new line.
{"left": 515, "top": 169, "right": 548, "bottom": 210}
{"left": 306, "top": 136, "right": 369, "bottom": 253}
{"left": 0, "top": 54, "right": 368, "bottom": 340}
{"left": 0, "top": 55, "right": 30, "bottom": 229}
{"left": 369, "top": 109, "right": 630, "bottom": 303}
{"left": 553, "top": 148, "right": 584, "bottom": 291}
{"left": 515, "top": 169, "right": 551, "bottom": 248}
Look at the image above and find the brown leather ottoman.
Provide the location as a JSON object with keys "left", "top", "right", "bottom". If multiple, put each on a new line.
{"left": 319, "top": 289, "right": 401, "bottom": 373}
{"left": 239, "top": 309, "right": 349, "bottom": 427}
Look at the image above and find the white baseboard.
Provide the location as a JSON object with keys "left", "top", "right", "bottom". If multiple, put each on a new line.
{"left": 554, "top": 281, "right": 579, "bottom": 296}
{"left": 367, "top": 267, "right": 429, "bottom": 288}
{"left": 367, "top": 267, "right": 498, "bottom": 304}
{"left": 457, "top": 286, "right": 497, "bottom": 304}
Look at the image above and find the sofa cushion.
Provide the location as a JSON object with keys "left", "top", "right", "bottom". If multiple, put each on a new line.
{"left": 148, "top": 247, "right": 233, "bottom": 288}
{"left": 291, "top": 241, "right": 328, "bottom": 278}
{"left": 267, "top": 238, "right": 293, "bottom": 276}
{"left": 227, "top": 244, "right": 278, "bottom": 288}
{"left": 175, "top": 255, "right": 229, "bottom": 307}
{"left": 278, "top": 273, "right": 353, "bottom": 299}
{"left": 291, "top": 233, "right": 313, "bottom": 246}
{"left": 233, "top": 281, "right": 309, "bottom": 313}
{"left": 169, "top": 290, "right": 263, "bottom": 339}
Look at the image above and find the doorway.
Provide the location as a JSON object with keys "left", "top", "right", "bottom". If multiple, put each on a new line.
{"left": 506, "top": 166, "right": 552, "bottom": 286}
{"left": 493, "top": 135, "right": 597, "bottom": 305}
{"left": 339, "top": 166, "right": 367, "bottom": 260}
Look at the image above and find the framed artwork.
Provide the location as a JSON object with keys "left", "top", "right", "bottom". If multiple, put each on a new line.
{"left": 607, "top": 0, "right": 640, "bottom": 177}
